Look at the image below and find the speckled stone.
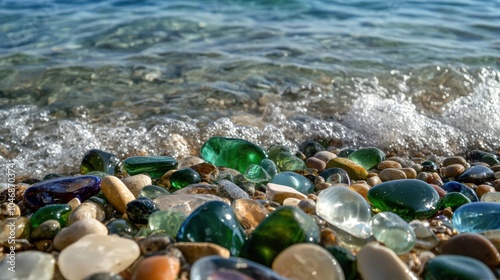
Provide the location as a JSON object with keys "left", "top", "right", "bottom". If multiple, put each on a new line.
{"left": 30, "top": 219, "right": 60, "bottom": 241}
{"left": 121, "top": 174, "right": 152, "bottom": 197}
{"left": 68, "top": 201, "right": 106, "bottom": 224}
{"left": 101, "top": 175, "right": 136, "bottom": 214}
{"left": 218, "top": 179, "right": 250, "bottom": 202}
{"left": 326, "top": 158, "right": 368, "bottom": 181}
{"left": 357, "top": 242, "right": 416, "bottom": 280}
{"left": 53, "top": 218, "right": 108, "bottom": 251}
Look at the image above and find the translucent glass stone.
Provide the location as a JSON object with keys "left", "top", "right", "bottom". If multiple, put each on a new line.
{"left": 147, "top": 210, "right": 187, "bottom": 237}
{"left": 138, "top": 185, "right": 170, "bottom": 200}
{"left": 123, "top": 156, "right": 178, "bottom": 179}
{"left": 370, "top": 212, "right": 416, "bottom": 255}
{"left": 481, "top": 192, "right": 500, "bottom": 202}
{"left": 317, "top": 187, "right": 372, "bottom": 239}
{"left": 270, "top": 171, "right": 313, "bottom": 194}
{"left": 244, "top": 164, "right": 271, "bottom": 183}
{"left": 347, "top": 147, "right": 385, "bottom": 171}
{"left": 452, "top": 202, "right": 500, "bottom": 233}
{"left": 30, "top": 204, "right": 72, "bottom": 228}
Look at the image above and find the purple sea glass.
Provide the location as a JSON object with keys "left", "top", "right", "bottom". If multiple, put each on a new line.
{"left": 23, "top": 175, "right": 101, "bottom": 209}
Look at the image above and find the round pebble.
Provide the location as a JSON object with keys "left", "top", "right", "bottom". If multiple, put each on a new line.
{"left": 306, "top": 157, "right": 327, "bottom": 172}
{"left": 357, "top": 242, "right": 416, "bottom": 280}
{"left": 121, "top": 174, "right": 152, "bottom": 197}
{"left": 298, "top": 199, "right": 316, "bottom": 214}
{"left": 53, "top": 218, "right": 108, "bottom": 251}
{"left": 476, "top": 184, "right": 495, "bottom": 198}
{"left": 377, "top": 160, "right": 402, "bottom": 170}
{"left": 443, "top": 156, "right": 467, "bottom": 167}
{"left": 314, "top": 151, "right": 337, "bottom": 163}
{"left": 31, "top": 219, "right": 60, "bottom": 241}
{"left": 378, "top": 168, "right": 407, "bottom": 181}
{"left": 444, "top": 164, "right": 465, "bottom": 178}
{"left": 68, "top": 201, "right": 106, "bottom": 224}
{"left": 133, "top": 255, "right": 180, "bottom": 280}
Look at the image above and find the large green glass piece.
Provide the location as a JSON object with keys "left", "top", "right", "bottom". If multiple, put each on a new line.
{"left": 347, "top": 147, "right": 385, "bottom": 171}
{"left": 422, "top": 255, "right": 495, "bottom": 280}
{"left": 170, "top": 168, "right": 201, "bottom": 189}
{"left": 123, "top": 156, "right": 178, "bottom": 179}
{"left": 438, "top": 192, "right": 471, "bottom": 211}
{"left": 200, "top": 137, "right": 267, "bottom": 174}
{"left": 30, "top": 204, "right": 71, "bottom": 228}
{"left": 368, "top": 179, "right": 440, "bottom": 221}
{"left": 244, "top": 164, "right": 271, "bottom": 183}
{"left": 177, "top": 201, "right": 245, "bottom": 256}
{"left": 239, "top": 206, "right": 320, "bottom": 267}
{"left": 148, "top": 210, "right": 186, "bottom": 237}
{"left": 80, "top": 149, "right": 122, "bottom": 175}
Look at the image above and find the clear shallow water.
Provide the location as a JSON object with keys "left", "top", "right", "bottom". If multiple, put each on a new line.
{"left": 0, "top": 0, "right": 499, "bottom": 178}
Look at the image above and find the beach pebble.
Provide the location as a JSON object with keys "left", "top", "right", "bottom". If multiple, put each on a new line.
{"left": 191, "top": 162, "right": 219, "bottom": 183}
{"left": 121, "top": 174, "right": 152, "bottom": 197}
{"left": 177, "top": 156, "right": 205, "bottom": 169}
{"left": 476, "top": 185, "right": 495, "bottom": 198}
{"left": 481, "top": 191, "right": 500, "bottom": 202}
{"left": 59, "top": 234, "right": 140, "bottom": 280}
{"left": 218, "top": 179, "right": 250, "bottom": 202}
{"left": 283, "top": 197, "right": 301, "bottom": 207}
{"left": 367, "top": 175, "right": 382, "bottom": 187}
{"left": 0, "top": 251, "right": 55, "bottom": 280}
{"left": 272, "top": 243, "right": 345, "bottom": 280}
{"left": 53, "top": 218, "right": 108, "bottom": 251}
{"left": 31, "top": 219, "right": 60, "bottom": 241}
{"left": 357, "top": 242, "right": 416, "bottom": 280}
{"left": 326, "top": 158, "right": 368, "bottom": 181}
{"left": 314, "top": 151, "right": 337, "bottom": 163}
{"left": 153, "top": 194, "right": 224, "bottom": 216}
{"left": 443, "top": 164, "right": 465, "bottom": 178}
{"left": 443, "top": 156, "right": 467, "bottom": 167}
{"left": 101, "top": 175, "right": 136, "bottom": 214}
{"left": 173, "top": 242, "right": 230, "bottom": 263}
{"left": 440, "top": 233, "right": 500, "bottom": 267}
{"left": 68, "top": 201, "right": 106, "bottom": 224}
{"left": 137, "top": 234, "right": 173, "bottom": 255}
{"left": 378, "top": 168, "right": 407, "bottom": 181}
{"left": 298, "top": 199, "right": 316, "bottom": 214}
{"left": 1, "top": 202, "right": 21, "bottom": 219}
{"left": 266, "top": 183, "right": 307, "bottom": 204}
{"left": 348, "top": 183, "right": 370, "bottom": 200}
{"left": 306, "top": 157, "right": 326, "bottom": 172}
{"left": 133, "top": 255, "right": 180, "bottom": 280}
{"left": 377, "top": 160, "right": 402, "bottom": 170}
{"left": 232, "top": 198, "right": 269, "bottom": 230}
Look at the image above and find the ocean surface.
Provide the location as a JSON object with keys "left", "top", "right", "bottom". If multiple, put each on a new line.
{"left": 0, "top": 0, "right": 499, "bottom": 178}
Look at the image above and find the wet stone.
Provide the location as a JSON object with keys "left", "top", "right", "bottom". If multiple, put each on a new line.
{"left": 347, "top": 147, "right": 385, "bottom": 171}
{"left": 138, "top": 185, "right": 170, "bottom": 200}
{"left": 298, "top": 198, "right": 316, "bottom": 214}
{"left": 422, "top": 255, "right": 496, "bottom": 280}
{"left": 218, "top": 179, "right": 251, "bottom": 202}
{"left": 319, "top": 168, "right": 350, "bottom": 185}
{"left": 190, "top": 256, "right": 288, "bottom": 280}
{"left": 1, "top": 202, "right": 21, "bottom": 219}
{"left": 368, "top": 179, "right": 440, "bottom": 221}
{"left": 126, "top": 197, "right": 159, "bottom": 224}
{"left": 30, "top": 204, "right": 71, "bottom": 228}
{"left": 441, "top": 181, "right": 479, "bottom": 202}
{"left": 23, "top": 175, "right": 101, "bottom": 209}
{"left": 239, "top": 206, "right": 320, "bottom": 266}
{"left": 440, "top": 233, "right": 500, "bottom": 267}
{"left": 121, "top": 174, "right": 152, "bottom": 197}
{"left": 53, "top": 218, "right": 108, "bottom": 251}
{"left": 452, "top": 202, "right": 500, "bottom": 233}
{"left": 123, "top": 156, "right": 178, "bottom": 179}
{"left": 169, "top": 168, "right": 201, "bottom": 189}
{"left": 200, "top": 137, "right": 267, "bottom": 174}
{"left": 314, "top": 151, "right": 337, "bottom": 163}
{"left": 106, "top": 218, "right": 138, "bottom": 238}
{"left": 326, "top": 158, "right": 368, "bottom": 181}
{"left": 438, "top": 192, "right": 471, "bottom": 211}
{"left": 177, "top": 201, "right": 245, "bottom": 256}
{"left": 58, "top": 234, "right": 140, "bottom": 280}
{"left": 270, "top": 171, "right": 313, "bottom": 194}
{"left": 80, "top": 149, "right": 122, "bottom": 175}
{"left": 0, "top": 251, "right": 55, "bottom": 280}
{"left": 272, "top": 243, "right": 345, "bottom": 280}
{"left": 457, "top": 165, "right": 495, "bottom": 184}
{"left": 317, "top": 186, "right": 372, "bottom": 239}
{"left": 31, "top": 219, "right": 60, "bottom": 241}
{"left": 370, "top": 212, "right": 416, "bottom": 255}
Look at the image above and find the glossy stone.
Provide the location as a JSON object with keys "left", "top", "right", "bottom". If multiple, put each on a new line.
{"left": 357, "top": 242, "right": 416, "bottom": 280}
{"left": 190, "top": 256, "right": 288, "bottom": 280}
{"left": 438, "top": 192, "right": 471, "bottom": 211}
{"left": 148, "top": 210, "right": 187, "bottom": 237}
{"left": 123, "top": 156, "right": 178, "bottom": 179}
{"left": 30, "top": 204, "right": 72, "bottom": 228}
{"left": 347, "top": 147, "right": 385, "bottom": 171}
{"left": 367, "top": 179, "right": 440, "bottom": 221}
{"left": 200, "top": 137, "right": 267, "bottom": 174}
{"left": 270, "top": 171, "right": 314, "bottom": 194}
{"left": 457, "top": 165, "right": 495, "bottom": 184}
{"left": 232, "top": 198, "right": 269, "bottom": 230}
{"left": 138, "top": 185, "right": 170, "bottom": 200}
{"left": 409, "top": 220, "right": 439, "bottom": 250}
{"left": 53, "top": 218, "right": 108, "bottom": 251}
{"left": 441, "top": 181, "right": 479, "bottom": 202}
{"left": 170, "top": 168, "right": 201, "bottom": 189}
{"left": 106, "top": 219, "right": 138, "bottom": 238}
{"left": 126, "top": 197, "right": 159, "bottom": 224}
{"left": 177, "top": 201, "right": 245, "bottom": 256}
{"left": 275, "top": 151, "right": 307, "bottom": 171}
{"left": 133, "top": 255, "right": 180, "bottom": 280}
{"left": 440, "top": 233, "right": 500, "bottom": 267}
{"left": 452, "top": 202, "right": 500, "bottom": 233}
{"left": 0, "top": 216, "right": 29, "bottom": 240}
{"left": 174, "top": 242, "right": 230, "bottom": 263}
{"left": 260, "top": 158, "right": 278, "bottom": 178}
{"left": 317, "top": 186, "right": 372, "bottom": 239}
{"left": 23, "top": 175, "right": 101, "bottom": 209}
{"left": 153, "top": 194, "right": 224, "bottom": 216}
{"left": 319, "top": 168, "right": 350, "bottom": 185}
{"left": 272, "top": 243, "right": 345, "bottom": 280}
{"left": 80, "top": 149, "right": 122, "bottom": 175}
{"left": 244, "top": 164, "right": 271, "bottom": 183}
{"left": 422, "top": 255, "right": 495, "bottom": 280}
{"left": 239, "top": 206, "right": 320, "bottom": 266}
{"left": 58, "top": 234, "right": 140, "bottom": 280}
{"left": 299, "top": 140, "right": 326, "bottom": 158}
{"left": 326, "top": 158, "right": 368, "bottom": 181}
{"left": 421, "top": 161, "right": 438, "bottom": 172}
{"left": 370, "top": 212, "right": 415, "bottom": 255}
{"left": 0, "top": 251, "right": 55, "bottom": 280}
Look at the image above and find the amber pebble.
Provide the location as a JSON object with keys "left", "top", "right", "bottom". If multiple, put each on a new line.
{"left": 399, "top": 168, "right": 417, "bottom": 179}
{"left": 378, "top": 168, "right": 407, "bottom": 182}
{"left": 367, "top": 176, "right": 382, "bottom": 187}
{"left": 476, "top": 185, "right": 495, "bottom": 199}
{"left": 101, "top": 176, "right": 136, "bottom": 214}
{"left": 349, "top": 183, "right": 370, "bottom": 200}
{"left": 444, "top": 164, "right": 466, "bottom": 178}
{"left": 377, "top": 160, "right": 402, "bottom": 170}
{"left": 173, "top": 242, "right": 230, "bottom": 264}
{"left": 133, "top": 255, "right": 180, "bottom": 280}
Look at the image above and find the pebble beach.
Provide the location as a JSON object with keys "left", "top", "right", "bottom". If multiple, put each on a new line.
{"left": 1, "top": 138, "right": 500, "bottom": 279}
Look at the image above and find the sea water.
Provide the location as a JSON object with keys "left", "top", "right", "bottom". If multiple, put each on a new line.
{"left": 0, "top": 0, "right": 499, "bottom": 178}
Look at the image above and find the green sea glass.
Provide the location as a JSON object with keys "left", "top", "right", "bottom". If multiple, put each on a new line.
{"left": 123, "top": 156, "right": 178, "bottom": 179}
{"left": 170, "top": 168, "right": 201, "bottom": 189}
{"left": 347, "top": 147, "right": 385, "bottom": 171}
{"left": 80, "top": 149, "right": 122, "bottom": 175}
{"left": 438, "top": 192, "right": 471, "bottom": 211}
{"left": 148, "top": 210, "right": 186, "bottom": 237}
{"left": 138, "top": 185, "right": 170, "bottom": 199}
{"left": 244, "top": 164, "right": 271, "bottom": 183}
{"left": 30, "top": 204, "right": 71, "bottom": 228}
